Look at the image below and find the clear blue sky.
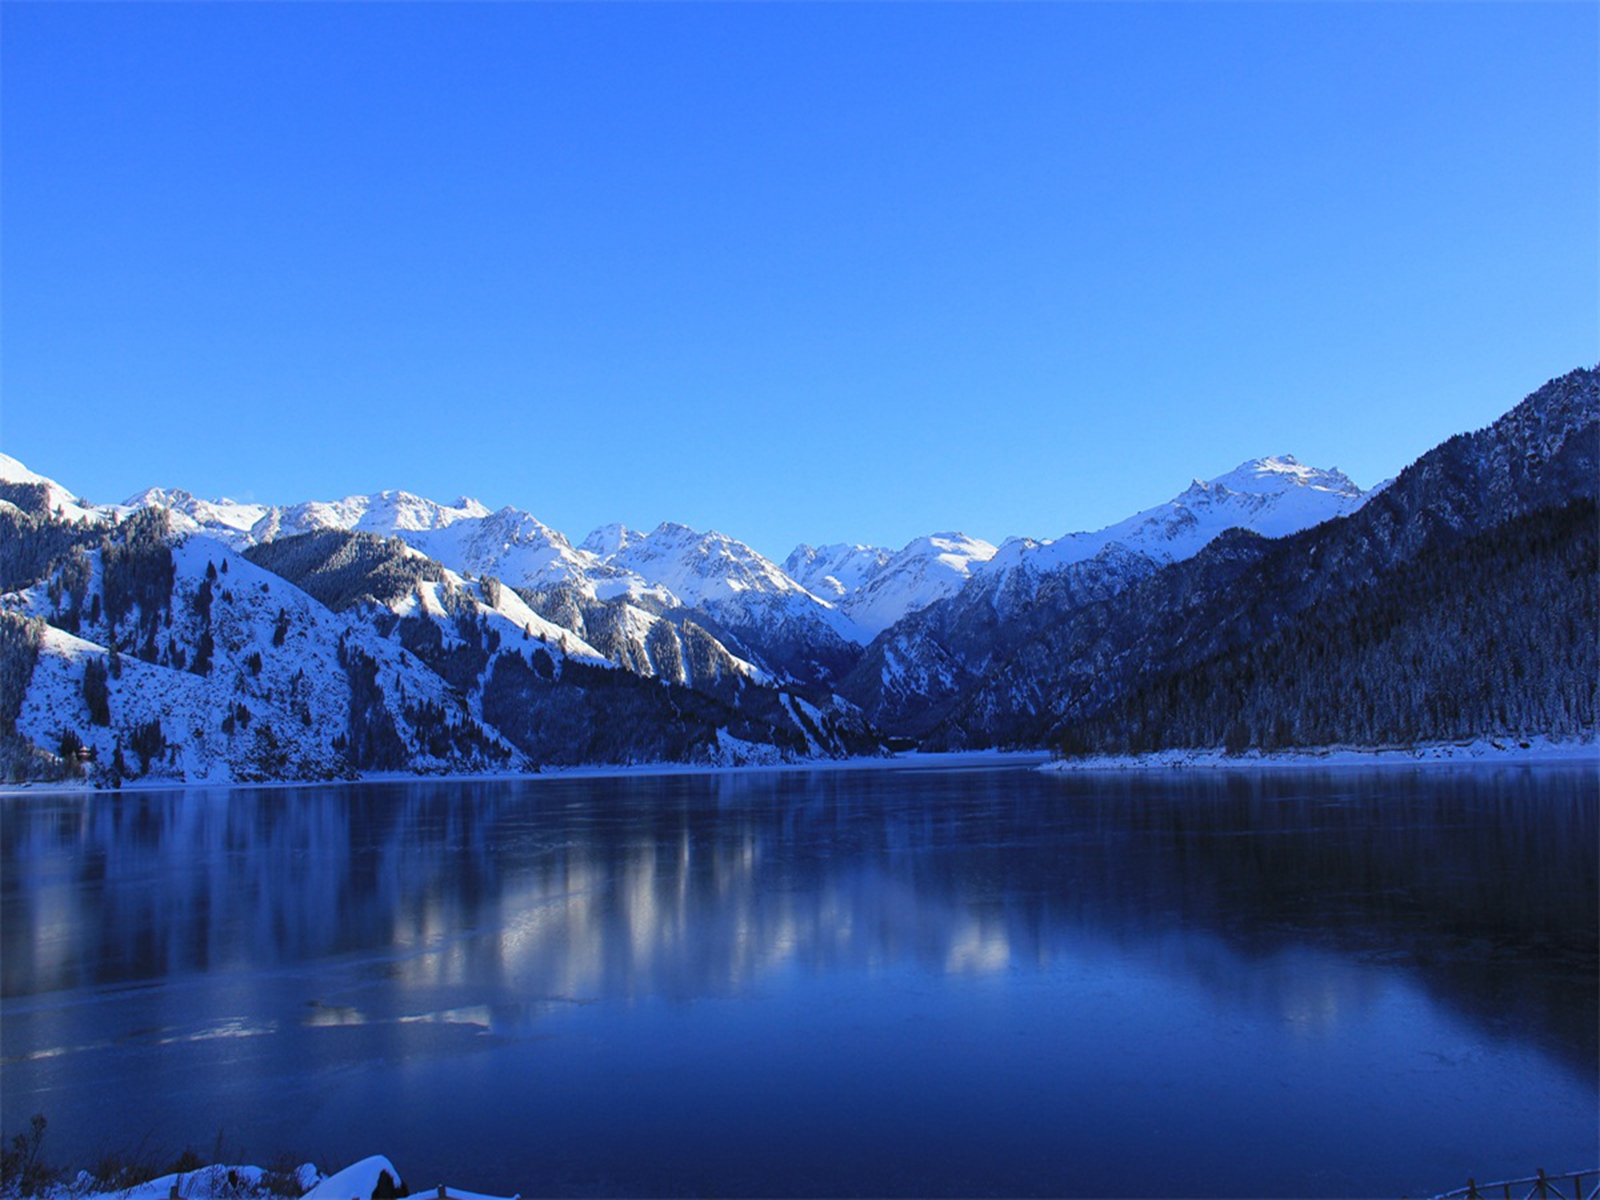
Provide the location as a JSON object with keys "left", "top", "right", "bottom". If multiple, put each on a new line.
{"left": 3, "top": 2, "right": 1595, "bottom": 560}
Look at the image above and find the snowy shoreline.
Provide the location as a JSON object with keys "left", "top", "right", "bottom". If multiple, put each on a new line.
{"left": 4, "top": 737, "right": 1593, "bottom": 798}
{"left": 43, "top": 1154, "right": 517, "bottom": 1200}
{"left": 0, "top": 748, "right": 1051, "bottom": 798}
{"left": 1040, "top": 735, "right": 1599, "bottom": 772}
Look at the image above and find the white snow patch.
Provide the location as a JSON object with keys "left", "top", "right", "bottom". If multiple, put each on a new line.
{"left": 1041, "top": 736, "right": 1599, "bottom": 772}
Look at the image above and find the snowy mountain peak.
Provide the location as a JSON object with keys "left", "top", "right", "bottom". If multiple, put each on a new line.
{"left": 326, "top": 489, "right": 487, "bottom": 535}
{"left": 985, "top": 457, "right": 1370, "bottom": 583}
{"left": 579, "top": 522, "right": 639, "bottom": 558}
{"left": 602, "top": 522, "right": 817, "bottom": 607}
{"left": 0, "top": 453, "right": 107, "bottom": 523}
{"left": 838, "top": 532, "right": 997, "bottom": 639}
{"left": 783, "top": 543, "right": 893, "bottom": 602}
{"left": 125, "top": 485, "right": 197, "bottom": 508}
{"left": 1196, "top": 455, "right": 1362, "bottom": 498}
{"left": 0, "top": 452, "right": 57, "bottom": 488}
{"left": 900, "top": 531, "right": 997, "bottom": 567}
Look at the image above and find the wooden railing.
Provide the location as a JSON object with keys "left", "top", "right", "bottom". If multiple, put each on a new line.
{"left": 432, "top": 1185, "right": 521, "bottom": 1200}
{"left": 1431, "top": 1168, "right": 1600, "bottom": 1200}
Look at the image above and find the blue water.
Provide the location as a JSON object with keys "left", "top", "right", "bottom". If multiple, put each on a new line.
{"left": 2, "top": 762, "right": 1596, "bottom": 1197}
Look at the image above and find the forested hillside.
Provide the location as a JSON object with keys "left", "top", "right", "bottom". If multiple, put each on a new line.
{"left": 926, "top": 366, "right": 1599, "bottom": 754}
{"left": 1056, "top": 498, "right": 1597, "bottom": 755}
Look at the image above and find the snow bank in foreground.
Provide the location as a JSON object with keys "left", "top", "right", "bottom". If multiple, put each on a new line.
{"left": 62, "top": 1156, "right": 516, "bottom": 1200}
{"left": 1040, "top": 736, "right": 1599, "bottom": 773}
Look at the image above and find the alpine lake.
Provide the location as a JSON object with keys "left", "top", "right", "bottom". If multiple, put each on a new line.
{"left": 2, "top": 759, "right": 1596, "bottom": 1198}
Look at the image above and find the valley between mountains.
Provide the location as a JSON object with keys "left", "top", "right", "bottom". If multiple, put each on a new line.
{"left": 1, "top": 366, "right": 1593, "bottom": 785}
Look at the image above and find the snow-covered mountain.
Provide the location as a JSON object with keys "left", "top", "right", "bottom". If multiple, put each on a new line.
{"left": 7, "top": 447, "right": 1374, "bottom": 704}
{"left": 0, "top": 448, "right": 901, "bottom": 784}
{"left": 0, "top": 453, "right": 109, "bottom": 525}
{"left": 838, "top": 532, "right": 998, "bottom": 638}
{"left": 5, "top": 362, "right": 1591, "bottom": 780}
{"left": 954, "top": 368, "right": 1600, "bottom": 753}
{"left": 1, "top": 512, "right": 524, "bottom": 783}
{"left": 837, "top": 455, "right": 1374, "bottom": 737}
{"left": 784, "top": 535, "right": 999, "bottom": 640}
{"left": 579, "top": 521, "right": 861, "bottom": 682}
{"left": 109, "top": 481, "right": 857, "bottom": 684}
{"left": 785, "top": 459, "right": 1359, "bottom": 642}
{"left": 984, "top": 455, "right": 1366, "bottom": 584}
{"left": 784, "top": 543, "right": 894, "bottom": 602}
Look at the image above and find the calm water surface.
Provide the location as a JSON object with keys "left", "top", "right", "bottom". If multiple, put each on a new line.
{"left": 2, "top": 762, "right": 1596, "bottom": 1197}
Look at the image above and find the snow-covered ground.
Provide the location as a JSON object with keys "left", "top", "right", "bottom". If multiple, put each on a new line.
{"left": 1041, "top": 736, "right": 1599, "bottom": 772}
{"left": 0, "top": 748, "right": 1052, "bottom": 797}
{"left": 41, "top": 1155, "right": 515, "bottom": 1200}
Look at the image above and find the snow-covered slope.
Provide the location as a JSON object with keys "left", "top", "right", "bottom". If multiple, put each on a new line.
{"left": 588, "top": 522, "right": 861, "bottom": 682}
{"left": 838, "top": 456, "right": 1372, "bottom": 737}
{"left": 985, "top": 456, "right": 1366, "bottom": 583}
{"left": 784, "top": 542, "right": 893, "bottom": 602}
{"left": 0, "top": 453, "right": 110, "bottom": 525}
{"left": 782, "top": 535, "right": 997, "bottom": 639}
{"left": 841, "top": 532, "right": 998, "bottom": 638}
{"left": 4, "top": 519, "right": 521, "bottom": 783}
{"left": 116, "top": 485, "right": 837, "bottom": 679}
{"left": 121, "top": 485, "right": 495, "bottom": 551}
{"left": 53, "top": 450, "right": 1366, "bottom": 709}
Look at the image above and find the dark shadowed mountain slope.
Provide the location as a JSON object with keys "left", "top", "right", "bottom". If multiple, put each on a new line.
{"left": 914, "top": 366, "right": 1599, "bottom": 750}
{"left": 1054, "top": 496, "right": 1597, "bottom": 754}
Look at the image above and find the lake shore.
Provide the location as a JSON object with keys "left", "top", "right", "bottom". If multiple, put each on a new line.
{"left": 0, "top": 748, "right": 1052, "bottom": 798}
{"left": 1040, "top": 735, "right": 1598, "bottom": 772}
{"left": 6, "top": 735, "right": 1593, "bottom": 798}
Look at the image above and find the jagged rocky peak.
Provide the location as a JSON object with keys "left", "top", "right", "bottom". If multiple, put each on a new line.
{"left": 292, "top": 488, "right": 490, "bottom": 535}
{"left": 1190, "top": 455, "right": 1363, "bottom": 498}
{"left": 580, "top": 522, "right": 638, "bottom": 557}
{"left": 834, "top": 531, "right": 999, "bottom": 640}
{"left": 893, "top": 531, "right": 998, "bottom": 567}
{"left": 124, "top": 484, "right": 198, "bottom": 507}
{"left": 476, "top": 505, "right": 576, "bottom": 547}
{"left": 784, "top": 543, "right": 894, "bottom": 600}
{"left": 607, "top": 522, "right": 819, "bottom": 605}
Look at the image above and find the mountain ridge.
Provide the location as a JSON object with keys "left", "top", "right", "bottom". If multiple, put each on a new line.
{"left": 3, "top": 363, "right": 1590, "bottom": 782}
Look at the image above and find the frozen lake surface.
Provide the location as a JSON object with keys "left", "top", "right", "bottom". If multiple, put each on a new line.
{"left": 3, "top": 762, "right": 1596, "bottom": 1197}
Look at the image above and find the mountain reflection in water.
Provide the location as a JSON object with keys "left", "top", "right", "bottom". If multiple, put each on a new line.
{"left": 2, "top": 763, "right": 1595, "bottom": 1197}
